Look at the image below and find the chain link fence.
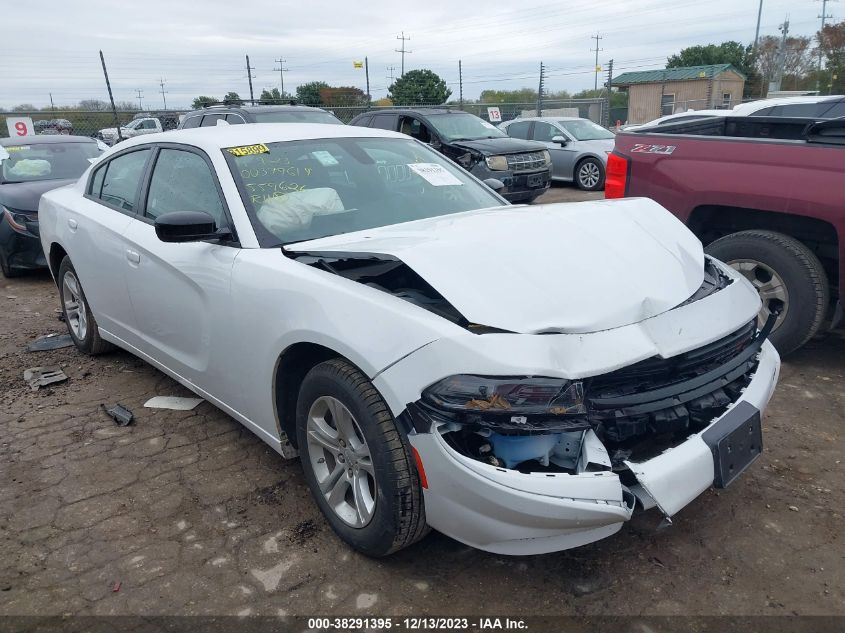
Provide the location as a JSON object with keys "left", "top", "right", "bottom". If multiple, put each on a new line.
{"left": 1, "top": 97, "right": 611, "bottom": 141}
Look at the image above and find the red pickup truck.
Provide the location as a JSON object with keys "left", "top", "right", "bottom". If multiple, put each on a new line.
{"left": 607, "top": 116, "right": 845, "bottom": 355}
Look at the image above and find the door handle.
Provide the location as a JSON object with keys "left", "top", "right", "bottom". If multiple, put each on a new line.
{"left": 67, "top": 218, "right": 78, "bottom": 230}
{"left": 126, "top": 250, "right": 141, "bottom": 265}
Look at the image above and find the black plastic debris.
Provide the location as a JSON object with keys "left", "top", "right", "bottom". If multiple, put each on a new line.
{"left": 27, "top": 333, "right": 74, "bottom": 352}
{"left": 23, "top": 366, "right": 68, "bottom": 391}
{"left": 104, "top": 404, "right": 134, "bottom": 427}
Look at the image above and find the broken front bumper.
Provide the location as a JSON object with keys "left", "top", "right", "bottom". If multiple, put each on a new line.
{"left": 405, "top": 340, "right": 779, "bottom": 555}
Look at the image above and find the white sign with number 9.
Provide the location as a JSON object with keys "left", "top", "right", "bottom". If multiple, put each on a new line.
{"left": 6, "top": 117, "right": 34, "bottom": 138}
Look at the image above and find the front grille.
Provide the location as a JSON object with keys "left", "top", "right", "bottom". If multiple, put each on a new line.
{"left": 587, "top": 320, "right": 759, "bottom": 443}
{"left": 505, "top": 151, "right": 547, "bottom": 172}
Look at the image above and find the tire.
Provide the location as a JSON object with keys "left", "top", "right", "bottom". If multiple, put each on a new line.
{"left": 575, "top": 157, "right": 605, "bottom": 191}
{"left": 0, "top": 252, "right": 23, "bottom": 278}
{"left": 705, "top": 230, "right": 829, "bottom": 356}
{"left": 57, "top": 256, "right": 114, "bottom": 355}
{"left": 296, "top": 358, "right": 428, "bottom": 557}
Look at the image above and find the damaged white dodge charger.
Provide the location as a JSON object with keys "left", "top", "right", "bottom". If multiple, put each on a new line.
{"left": 39, "top": 124, "right": 780, "bottom": 556}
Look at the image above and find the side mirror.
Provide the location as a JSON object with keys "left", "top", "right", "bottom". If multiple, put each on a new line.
{"left": 551, "top": 135, "right": 568, "bottom": 146}
{"left": 154, "top": 211, "right": 230, "bottom": 243}
{"left": 482, "top": 178, "right": 506, "bottom": 193}
{"left": 429, "top": 139, "right": 442, "bottom": 150}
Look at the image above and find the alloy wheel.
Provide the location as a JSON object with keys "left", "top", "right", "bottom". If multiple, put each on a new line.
{"left": 305, "top": 396, "right": 376, "bottom": 528}
{"left": 62, "top": 271, "right": 88, "bottom": 341}
{"left": 728, "top": 259, "right": 790, "bottom": 331}
{"left": 578, "top": 161, "right": 601, "bottom": 189}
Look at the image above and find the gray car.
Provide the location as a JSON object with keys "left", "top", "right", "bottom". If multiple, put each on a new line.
{"left": 499, "top": 117, "right": 615, "bottom": 191}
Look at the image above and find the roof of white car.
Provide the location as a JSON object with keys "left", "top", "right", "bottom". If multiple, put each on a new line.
{"left": 111, "top": 123, "right": 406, "bottom": 154}
{"left": 732, "top": 95, "right": 842, "bottom": 114}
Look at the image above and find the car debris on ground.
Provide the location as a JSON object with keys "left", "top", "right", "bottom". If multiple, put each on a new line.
{"left": 103, "top": 404, "right": 134, "bottom": 426}
{"left": 143, "top": 396, "right": 204, "bottom": 410}
{"left": 23, "top": 366, "right": 67, "bottom": 391}
{"left": 27, "top": 333, "right": 74, "bottom": 352}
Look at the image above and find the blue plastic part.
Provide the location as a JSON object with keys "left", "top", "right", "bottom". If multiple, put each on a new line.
{"left": 489, "top": 433, "right": 562, "bottom": 469}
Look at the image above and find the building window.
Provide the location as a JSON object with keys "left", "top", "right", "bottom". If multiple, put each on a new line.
{"left": 722, "top": 92, "right": 732, "bottom": 108}
{"left": 661, "top": 93, "right": 675, "bottom": 116}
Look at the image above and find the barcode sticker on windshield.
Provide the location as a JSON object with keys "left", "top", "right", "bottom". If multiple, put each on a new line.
{"left": 407, "top": 163, "right": 463, "bottom": 186}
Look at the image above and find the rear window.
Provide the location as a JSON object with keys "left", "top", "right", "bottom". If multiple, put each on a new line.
{"left": 0, "top": 142, "right": 102, "bottom": 183}
{"left": 251, "top": 110, "right": 342, "bottom": 124}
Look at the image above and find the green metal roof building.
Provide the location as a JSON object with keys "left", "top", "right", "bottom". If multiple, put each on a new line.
{"left": 613, "top": 64, "right": 746, "bottom": 124}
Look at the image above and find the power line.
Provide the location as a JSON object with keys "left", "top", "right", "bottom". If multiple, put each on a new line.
{"left": 591, "top": 32, "right": 603, "bottom": 90}
{"left": 386, "top": 65, "right": 397, "bottom": 83}
{"left": 135, "top": 88, "right": 143, "bottom": 110}
{"left": 395, "top": 31, "right": 412, "bottom": 76}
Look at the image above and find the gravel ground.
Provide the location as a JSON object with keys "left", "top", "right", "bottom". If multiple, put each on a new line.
{"left": 1, "top": 183, "right": 842, "bottom": 619}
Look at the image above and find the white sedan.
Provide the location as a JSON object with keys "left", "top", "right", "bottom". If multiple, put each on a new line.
{"left": 39, "top": 124, "right": 780, "bottom": 556}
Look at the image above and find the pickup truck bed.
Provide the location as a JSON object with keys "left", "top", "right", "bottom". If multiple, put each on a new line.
{"left": 608, "top": 116, "right": 845, "bottom": 355}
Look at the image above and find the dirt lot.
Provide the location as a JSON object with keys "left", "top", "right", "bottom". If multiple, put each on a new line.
{"left": 1, "top": 182, "right": 843, "bottom": 619}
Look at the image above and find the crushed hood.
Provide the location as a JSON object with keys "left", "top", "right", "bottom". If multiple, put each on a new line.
{"left": 288, "top": 198, "right": 705, "bottom": 334}
{"left": 0, "top": 179, "right": 76, "bottom": 212}
{"left": 451, "top": 136, "right": 547, "bottom": 155}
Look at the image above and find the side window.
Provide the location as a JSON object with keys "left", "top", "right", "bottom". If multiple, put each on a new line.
{"left": 822, "top": 102, "right": 845, "bottom": 119}
{"left": 370, "top": 115, "right": 397, "bottom": 130}
{"left": 181, "top": 115, "right": 202, "bottom": 129}
{"left": 506, "top": 120, "right": 531, "bottom": 139}
{"left": 97, "top": 149, "right": 151, "bottom": 211}
{"left": 145, "top": 149, "right": 226, "bottom": 227}
{"left": 225, "top": 114, "right": 245, "bottom": 124}
{"left": 751, "top": 106, "right": 774, "bottom": 116}
{"left": 398, "top": 117, "right": 432, "bottom": 143}
{"left": 531, "top": 122, "right": 560, "bottom": 142}
{"left": 201, "top": 114, "right": 225, "bottom": 127}
{"left": 770, "top": 104, "right": 823, "bottom": 117}
{"left": 143, "top": 119, "right": 158, "bottom": 129}
{"left": 355, "top": 114, "right": 373, "bottom": 127}
{"left": 89, "top": 163, "right": 107, "bottom": 197}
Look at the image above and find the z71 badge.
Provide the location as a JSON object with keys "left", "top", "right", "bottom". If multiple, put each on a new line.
{"left": 631, "top": 143, "right": 676, "bottom": 155}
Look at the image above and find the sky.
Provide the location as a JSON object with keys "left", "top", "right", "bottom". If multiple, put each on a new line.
{"left": 0, "top": 0, "right": 831, "bottom": 110}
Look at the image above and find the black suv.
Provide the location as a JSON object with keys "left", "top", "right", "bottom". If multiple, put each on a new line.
{"left": 349, "top": 108, "right": 551, "bottom": 203}
{"left": 178, "top": 104, "right": 343, "bottom": 128}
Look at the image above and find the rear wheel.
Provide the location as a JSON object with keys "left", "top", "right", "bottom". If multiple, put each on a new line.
{"left": 705, "top": 230, "right": 829, "bottom": 356}
{"left": 575, "top": 157, "right": 604, "bottom": 191}
{"left": 296, "top": 358, "right": 428, "bottom": 557}
{"left": 0, "top": 252, "right": 23, "bottom": 278}
{"left": 57, "top": 256, "right": 114, "bottom": 355}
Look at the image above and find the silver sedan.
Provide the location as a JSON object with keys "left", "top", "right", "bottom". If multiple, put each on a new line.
{"left": 499, "top": 117, "right": 615, "bottom": 191}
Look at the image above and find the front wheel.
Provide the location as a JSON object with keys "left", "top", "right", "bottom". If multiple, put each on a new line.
{"left": 296, "top": 359, "right": 428, "bottom": 557}
{"left": 705, "top": 230, "right": 829, "bottom": 356}
{"left": 57, "top": 256, "right": 114, "bottom": 355}
{"left": 575, "top": 157, "right": 605, "bottom": 191}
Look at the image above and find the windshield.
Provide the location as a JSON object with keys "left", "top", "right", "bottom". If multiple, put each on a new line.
{"left": 556, "top": 119, "right": 615, "bottom": 141}
{"left": 426, "top": 113, "right": 507, "bottom": 142}
{"left": 0, "top": 142, "right": 102, "bottom": 183}
{"left": 252, "top": 110, "right": 342, "bottom": 125}
{"left": 225, "top": 137, "right": 504, "bottom": 246}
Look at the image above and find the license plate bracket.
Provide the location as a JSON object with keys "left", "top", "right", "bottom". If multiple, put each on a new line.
{"left": 527, "top": 174, "right": 545, "bottom": 188}
{"left": 701, "top": 401, "right": 763, "bottom": 488}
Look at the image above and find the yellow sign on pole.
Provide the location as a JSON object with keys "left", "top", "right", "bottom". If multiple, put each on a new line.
{"left": 353, "top": 61, "right": 364, "bottom": 69}
{"left": 596, "top": 65, "right": 602, "bottom": 72}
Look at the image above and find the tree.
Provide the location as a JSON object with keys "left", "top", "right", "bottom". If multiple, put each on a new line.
{"left": 192, "top": 95, "right": 218, "bottom": 109}
{"left": 571, "top": 88, "right": 627, "bottom": 108}
{"left": 11, "top": 104, "right": 37, "bottom": 112}
{"left": 77, "top": 99, "right": 111, "bottom": 111}
{"left": 479, "top": 88, "right": 538, "bottom": 103}
{"left": 388, "top": 69, "right": 451, "bottom": 105}
{"left": 223, "top": 92, "right": 242, "bottom": 105}
{"left": 259, "top": 88, "right": 289, "bottom": 105}
{"left": 818, "top": 20, "right": 845, "bottom": 94}
{"left": 296, "top": 81, "right": 330, "bottom": 106}
{"left": 667, "top": 41, "right": 752, "bottom": 75}
{"left": 374, "top": 97, "right": 393, "bottom": 106}
{"left": 318, "top": 86, "right": 368, "bottom": 106}
{"left": 755, "top": 35, "right": 817, "bottom": 94}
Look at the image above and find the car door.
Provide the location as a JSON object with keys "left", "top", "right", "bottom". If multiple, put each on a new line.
{"left": 532, "top": 121, "right": 575, "bottom": 180}
{"left": 121, "top": 144, "right": 240, "bottom": 390}
{"left": 70, "top": 148, "right": 152, "bottom": 338}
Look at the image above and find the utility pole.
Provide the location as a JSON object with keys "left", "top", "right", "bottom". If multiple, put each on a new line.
{"left": 246, "top": 54, "right": 255, "bottom": 105}
{"left": 274, "top": 55, "right": 288, "bottom": 97}
{"left": 99, "top": 51, "right": 123, "bottom": 142}
{"left": 537, "top": 62, "right": 545, "bottom": 116}
{"left": 604, "top": 59, "right": 614, "bottom": 127}
{"left": 770, "top": 17, "right": 790, "bottom": 94}
{"left": 458, "top": 60, "right": 463, "bottom": 110}
{"left": 365, "top": 56, "right": 371, "bottom": 106}
{"left": 159, "top": 78, "right": 168, "bottom": 110}
{"left": 395, "top": 31, "right": 412, "bottom": 76}
{"left": 816, "top": 0, "right": 835, "bottom": 92}
{"left": 135, "top": 89, "right": 144, "bottom": 110}
{"left": 591, "top": 33, "right": 603, "bottom": 91}
{"left": 386, "top": 65, "right": 396, "bottom": 84}
{"left": 49, "top": 93, "right": 55, "bottom": 113}
{"left": 753, "top": 0, "right": 764, "bottom": 54}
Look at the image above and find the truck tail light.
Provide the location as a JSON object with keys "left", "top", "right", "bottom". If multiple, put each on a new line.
{"left": 605, "top": 153, "right": 629, "bottom": 199}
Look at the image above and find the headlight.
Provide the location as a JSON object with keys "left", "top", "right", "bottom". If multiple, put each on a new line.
{"left": 542, "top": 150, "right": 551, "bottom": 164}
{"left": 422, "top": 375, "right": 586, "bottom": 416}
{"left": 485, "top": 155, "right": 509, "bottom": 171}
